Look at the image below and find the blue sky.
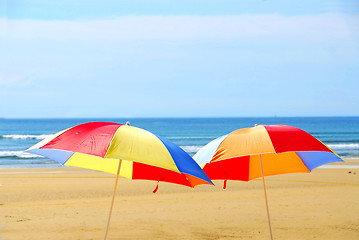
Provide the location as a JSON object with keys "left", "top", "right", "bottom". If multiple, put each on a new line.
{"left": 1, "top": 0, "right": 358, "bottom": 118}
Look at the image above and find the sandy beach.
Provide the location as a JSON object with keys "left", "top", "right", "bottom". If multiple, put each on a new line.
{"left": 1, "top": 160, "right": 358, "bottom": 240}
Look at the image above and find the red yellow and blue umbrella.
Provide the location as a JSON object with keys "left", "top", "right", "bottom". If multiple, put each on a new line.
{"left": 26, "top": 121, "right": 213, "bottom": 188}
{"left": 193, "top": 124, "right": 343, "bottom": 240}
{"left": 25, "top": 121, "right": 213, "bottom": 239}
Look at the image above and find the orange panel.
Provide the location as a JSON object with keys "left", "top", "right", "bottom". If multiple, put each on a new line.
{"left": 185, "top": 174, "right": 214, "bottom": 187}
{"left": 212, "top": 125, "right": 276, "bottom": 162}
{"left": 248, "top": 152, "right": 310, "bottom": 181}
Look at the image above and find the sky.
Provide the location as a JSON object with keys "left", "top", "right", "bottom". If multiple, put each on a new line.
{"left": 1, "top": 0, "right": 358, "bottom": 118}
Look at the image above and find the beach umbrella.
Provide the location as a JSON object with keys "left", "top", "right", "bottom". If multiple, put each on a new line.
{"left": 25, "top": 121, "right": 213, "bottom": 240}
{"left": 193, "top": 124, "right": 343, "bottom": 240}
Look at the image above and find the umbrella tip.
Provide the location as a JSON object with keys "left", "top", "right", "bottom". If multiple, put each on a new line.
{"left": 126, "top": 121, "right": 130, "bottom": 126}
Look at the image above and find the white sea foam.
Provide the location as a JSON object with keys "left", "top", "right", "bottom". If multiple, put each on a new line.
{"left": 167, "top": 136, "right": 216, "bottom": 140}
{"left": 0, "top": 151, "right": 43, "bottom": 158}
{"left": 327, "top": 143, "right": 359, "bottom": 150}
{"left": 1, "top": 134, "right": 52, "bottom": 140}
{"left": 180, "top": 145, "right": 204, "bottom": 152}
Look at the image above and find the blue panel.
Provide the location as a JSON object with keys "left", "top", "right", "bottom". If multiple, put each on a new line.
{"left": 26, "top": 149, "right": 74, "bottom": 165}
{"left": 296, "top": 151, "right": 344, "bottom": 171}
{"left": 156, "top": 135, "right": 213, "bottom": 185}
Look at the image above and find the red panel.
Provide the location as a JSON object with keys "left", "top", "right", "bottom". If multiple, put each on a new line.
{"left": 264, "top": 125, "right": 332, "bottom": 153}
{"left": 203, "top": 156, "right": 250, "bottom": 181}
{"left": 132, "top": 162, "right": 193, "bottom": 187}
{"left": 41, "top": 122, "right": 122, "bottom": 157}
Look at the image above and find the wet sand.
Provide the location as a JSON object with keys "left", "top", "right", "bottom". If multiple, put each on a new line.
{"left": 1, "top": 160, "right": 359, "bottom": 240}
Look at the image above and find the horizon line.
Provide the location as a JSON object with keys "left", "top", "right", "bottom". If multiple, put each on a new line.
{"left": 1, "top": 115, "right": 359, "bottom": 120}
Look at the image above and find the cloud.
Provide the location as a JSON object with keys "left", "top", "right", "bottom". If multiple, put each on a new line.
{"left": 1, "top": 14, "right": 358, "bottom": 43}
{"left": 1, "top": 13, "right": 358, "bottom": 118}
{"left": 0, "top": 72, "right": 27, "bottom": 86}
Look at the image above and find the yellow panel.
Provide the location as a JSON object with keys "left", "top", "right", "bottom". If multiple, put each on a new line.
{"left": 104, "top": 125, "right": 179, "bottom": 173}
{"left": 64, "top": 152, "right": 133, "bottom": 179}
{"left": 248, "top": 152, "right": 310, "bottom": 181}
{"left": 119, "top": 160, "right": 133, "bottom": 179}
{"left": 199, "top": 163, "right": 206, "bottom": 169}
{"left": 212, "top": 125, "right": 276, "bottom": 162}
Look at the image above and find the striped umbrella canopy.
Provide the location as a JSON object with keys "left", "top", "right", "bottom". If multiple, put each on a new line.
{"left": 25, "top": 121, "right": 213, "bottom": 239}
{"left": 193, "top": 124, "right": 343, "bottom": 240}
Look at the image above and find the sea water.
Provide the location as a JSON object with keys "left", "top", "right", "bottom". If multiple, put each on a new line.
{"left": 0, "top": 117, "right": 358, "bottom": 168}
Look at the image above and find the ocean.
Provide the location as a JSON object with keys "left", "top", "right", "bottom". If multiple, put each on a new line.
{"left": 0, "top": 117, "right": 358, "bottom": 168}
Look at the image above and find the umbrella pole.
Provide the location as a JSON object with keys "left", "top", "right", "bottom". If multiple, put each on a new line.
{"left": 104, "top": 159, "right": 122, "bottom": 240}
{"left": 260, "top": 154, "right": 273, "bottom": 240}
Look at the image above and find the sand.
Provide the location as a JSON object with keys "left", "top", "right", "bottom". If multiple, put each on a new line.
{"left": 1, "top": 160, "right": 359, "bottom": 240}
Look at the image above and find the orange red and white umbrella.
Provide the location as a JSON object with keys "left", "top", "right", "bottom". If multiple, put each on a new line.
{"left": 194, "top": 124, "right": 343, "bottom": 182}
{"left": 193, "top": 124, "right": 343, "bottom": 239}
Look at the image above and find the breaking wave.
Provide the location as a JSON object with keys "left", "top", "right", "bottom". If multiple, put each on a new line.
{"left": 327, "top": 143, "right": 359, "bottom": 150}
{"left": 0, "top": 151, "right": 43, "bottom": 159}
{"left": 0, "top": 134, "right": 52, "bottom": 140}
{"left": 180, "top": 145, "right": 204, "bottom": 153}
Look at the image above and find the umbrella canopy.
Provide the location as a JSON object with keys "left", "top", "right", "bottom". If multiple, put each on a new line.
{"left": 194, "top": 124, "right": 343, "bottom": 181}
{"left": 26, "top": 121, "right": 213, "bottom": 187}
{"left": 193, "top": 124, "right": 343, "bottom": 240}
{"left": 25, "top": 121, "right": 214, "bottom": 240}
